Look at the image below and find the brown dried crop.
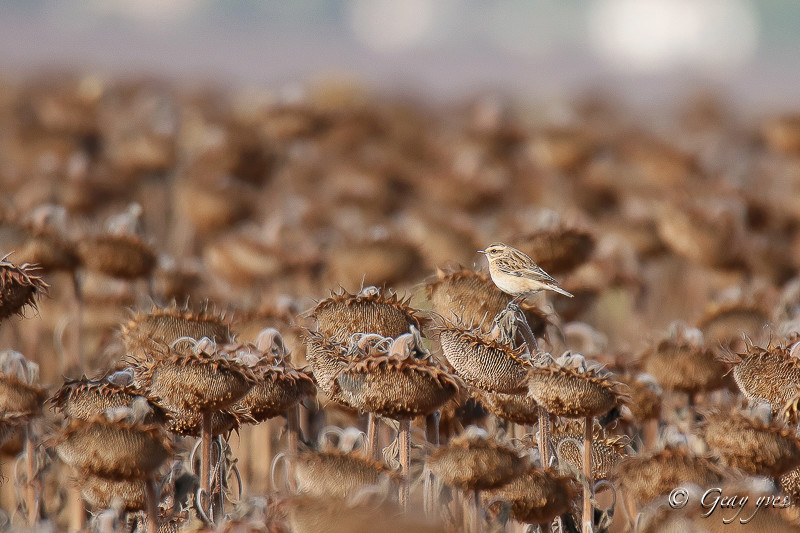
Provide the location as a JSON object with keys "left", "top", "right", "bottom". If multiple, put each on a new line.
{"left": 656, "top": 197, "right": 742, "bottom": 267}
{"left": 762, "top": 114, "right": 800, "bottom": 154}
{"left": 780, "top": 466, "right": 800, "bottom": 503}
{"left": 640, "top": 337, "right": 729, "bottom": 394}
{"left": 478, "top": 390, "right": 539, "bottom": 425}
{"left": 333, "top": 350, "right": 459, "bottom": 419}
{"left": 284, "top": 495, "right": 446, "bottom": 533}
{"left": 310, "top": 288, "right": 422, "bottom": 342}
{"left": 305, "top": 331, "right": 353, "bottom": 396}
{"left": 437, "top": 325, "right": 530, "bottom": 394}
{"left": 49, "top": 374, "right": 160, "bottom": 422}
{"left": 482, "top": 467, "right": 577, "bottom": 525}
{"left": 121, "top": 303, "right": 232, "bottom": 361}
{"left": 552, "top": 421, "right": 628, "bottom": 481}
{"left": 293, "top": 450, "right": 398, "bottom": 499}
{"left": 725, "top": 339, "right": 800, "bottom": 413}
{"left": 80, "top": 474, "right": 148, "bottom": 512}
{"left": 512, "top": 224, "right": 596, "bottom": 275}
{"left": 0, "top": 373, "right": 47, "bottom": 417}
{"left": 231, "top": 348, "right": 316, "bottom": 423}
{"left": 425, "top": 267, "right": 550, "bottom": 336}
{"left": 528, "top": 365, "right": 626, "bottom": 418}
{"left": 427, "top": 430, "right": 526, "bottom": 490}
{"left": 703, "top": 410, "right": 800, "bottom": 478}
{"left": 697, "top": 301, "right": 770, "bottom": 349}
{"left": 14, "top": 230, "right": 78, "bottom": 273}
{"left": 0, "top": 257, "right": 48, "bottom": 321}
{"left": 133, "top": 345, "right": 255, "bottom": 413}
{"left": 76, "top": 233, "right": 156, "bottom": 280}
{"left": 615, "top": 447, "right": 724, "bottom": 505}
{"left": 164, "top": 407, "right": 249, "bottom": 437}
{"left": 55, "top": 416, "right": 171, "bottom": 479}
{"left": 326, "top": 237, "right": 425, "bottom": 288}
{"left": 618, "top": 374, "right": 661, "bottom": 422}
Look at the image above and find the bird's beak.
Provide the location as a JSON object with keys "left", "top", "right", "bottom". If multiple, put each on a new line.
{"left": 477, "top": 249, "right": 486, "bottom": 254}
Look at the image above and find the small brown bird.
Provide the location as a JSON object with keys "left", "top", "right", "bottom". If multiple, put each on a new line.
{"left": 479, "top": 242, "right": 574, "bottom": 300}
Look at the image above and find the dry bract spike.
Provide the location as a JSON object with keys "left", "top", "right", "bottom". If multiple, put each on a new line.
{"left": 437, "top": 324, "right": 530, "bottom": 394}
{"left": 76, "top": 233, "right": 156, "bottom": 280}
{"left": 482, "top": 467, "right": 577, "bottom": 525}
{"left": 311, "top": 287, "right": 422, "bottom": 342}
{"left": 0, "top": 258, "right": 48, "bottom": 321}
{"left": 703, "top": 410, "right": 800, "bottom": 478}
{"left": 427, "top": 430, "right": 525, "bottom": 490}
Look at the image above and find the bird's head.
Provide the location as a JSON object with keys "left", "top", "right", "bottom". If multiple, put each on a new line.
{"left": 478, "top": 242, "right": 507, "bottom": 261}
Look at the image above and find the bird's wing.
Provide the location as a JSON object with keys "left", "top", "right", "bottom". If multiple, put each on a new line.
{"left": 495, "top": 259, "right": 559, "bottom": 284}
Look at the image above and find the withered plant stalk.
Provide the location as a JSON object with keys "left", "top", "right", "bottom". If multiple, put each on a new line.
{"left": 583, "top": 416, "right": 593, "bottom": 533}
{"left": 201, "top": 412, "right": 212, "bottom": 518}
{"left": 367, "top": 413, "right": 380, "bottom": 461}
{"left": 25, "top": 424, "right": 38, "bottom": 524}
{"left": 399, "top": 419, "right": 411, "bottom": 511}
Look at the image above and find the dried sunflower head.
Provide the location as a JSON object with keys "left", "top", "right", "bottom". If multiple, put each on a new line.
{"left": 614, "top": 447, "right": 724, "bottom": 506}
{"left": 229, "top": 342, "right": 316, "bottom": 423}
{"left": 482, "top": 467, "right": 578, "bottom": 525}
{"left": 292, "top": 449, "right": 398, "bottom": 500}
{"left": 121, "top": 302, "right": 232, "bottom": 361}
{"left": 425, "top": 267, "right": 550, "bottom": 336}
{"left": 702, "top": 410, "right": 800, "bottom": 478}
{"left": 76, "top": 233, "right": 156, "bottom": 280}
{"left": 427, "top": 427, "right": 526, "bottom": 491}
{"left": 55, "top": 415, "right": 172, "bottom": 479}
{"left": 436, "top": 321, "right": 531, "bottom": 394}
{"left": 333, "top": 343, "right": 459, "bottom": 419}
{"left": 724, "top": 338, "right": 800, "bottom": 414}
{"left": 0, "top": 256, "right": 48, "bottom": 321}
{"left": 131, "top": 338, "right": 255, "bottom": 413}
{"left": 310, "top": 287, "right": 422, "bottom": 342}
{"left": 551, "top": 420, "right": 629, "bottom": 481}
{"left": 528, "top": 357, "right": 627, "bottom": 419}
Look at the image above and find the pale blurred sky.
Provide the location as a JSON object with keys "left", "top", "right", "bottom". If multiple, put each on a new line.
{"left": 1, "top": 0, "right": 798, "bottom": 110}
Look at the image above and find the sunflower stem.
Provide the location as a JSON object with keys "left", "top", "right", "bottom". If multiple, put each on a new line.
{"left": 145, "top": 478, "right": 158, "bottom": 533}
{"left": 367, "top": 413, "right": 380, "bottom": 461}
{"left": 583, "top": 415, "right": 593, "bottom": 533}
{"left": 537, "top": 407, "right": 551, "bottom": 468}
{"left": 71, "top": 272, "right": 84, "bottom": 376}
{"left": 399, "top": 419, "right": 411, "bottom": 511}
{"left": 201, "top": 412, "right": 212, "bottom": 521}
{"left": 25, "top": 423, "right": 38, "bottom": 525}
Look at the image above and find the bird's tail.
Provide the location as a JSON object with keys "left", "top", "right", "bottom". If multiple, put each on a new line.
{"left": 547, "top": 283, "right": 574, "bottom": 298}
